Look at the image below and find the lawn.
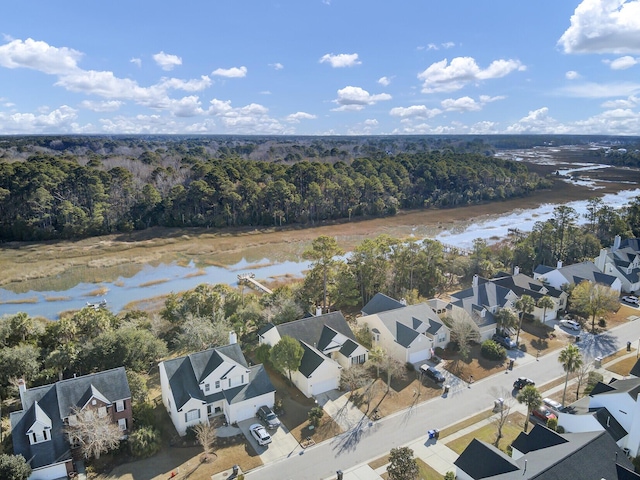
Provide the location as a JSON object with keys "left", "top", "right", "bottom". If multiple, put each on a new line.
{"left": 379, "top": 458, "right": 444, "bottom": 480}
{"left": 606, "top": 355, "right": 639, "bottom": 377}
{"left": 445, "top": 412, "right": 527, "bottom": 455}
{"left": 440, "top": 344, "right": 507, "bottom": 382}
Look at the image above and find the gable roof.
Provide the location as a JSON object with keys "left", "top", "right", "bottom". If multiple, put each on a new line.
{"left": 10, "top": 367, "right": 130, "bottom": 470}
{"left": 630, "top": 358, "right": 640, "bottom": 378}
{"left": 457, "top": 426, "right": 637, "bottom": 479}
{"left": 274, "top": 311, "right": 356, "bottom": 347}
{"left": 298, "top": 342, "right": 329, "bottom": 377}
{"left": 361, "top": 293, "right": 405, "bottom": 315}
{"left": 511, "top": 424, "right": 568, "bottom": 454}
{"left": 372, "top": 302, "right": 444, "bottom": 348}
{"left": 491, "top": 273, "right": 564, "bottom": 301}
{"left": 590, "top": 377, "right": 640, "bottom": 401}
{"left": 557, "top": 261, "right": 618, "bottom": 287}
{"left": 161, "top": 343, "right": 268, "bottom": 411}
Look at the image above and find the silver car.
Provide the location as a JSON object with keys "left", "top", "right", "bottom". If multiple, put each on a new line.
{"left": 559, "top": 319, "right": 580, "bottom": 331}
{"left": 250, "top": 423, "right": 272, "bottom": 446}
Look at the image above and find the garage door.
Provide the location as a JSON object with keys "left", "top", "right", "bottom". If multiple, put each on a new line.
{"left": 408, "top": 349, "right": 429, "bottom": 364}
{"left": 311, "top": 378, "right": 339, "bottom": 396}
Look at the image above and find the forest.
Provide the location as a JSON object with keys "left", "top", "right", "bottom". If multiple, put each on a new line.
{"left": 0, "top": 135, "right": 560, "bottom": 242}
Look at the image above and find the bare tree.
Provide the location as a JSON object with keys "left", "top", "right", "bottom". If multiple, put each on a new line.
{"left": 381, "top": 355, "right": 406, "bottom": 392}
{"left": 192, "top": 422, "right": 217, "bottom": 458}
{"left": 65, "top": 407, "right": 122, "bottom": 460}
{"left": 489, "top": 388, "right": 513, "bottom": 448}
{"left": 340, "top": 364, "right": 371, "bottom": 398}
{"left": 574, "top": 357, "right": 594, "bottom": 401}
{"left": 445, "top": 309, "right": 480, "bottom": 361}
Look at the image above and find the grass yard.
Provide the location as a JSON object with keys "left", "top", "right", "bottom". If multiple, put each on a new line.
{"left": 440, "top": 344, "right": 507, "bottom": 382}
{"left": 606, "top": 355, "right": 639, "bottom": 377}
{"left": 445, "top": 412, "right": 527, "bottom": 455}
{"left": 379, "top": 458, "right": 443, "bottom": 480}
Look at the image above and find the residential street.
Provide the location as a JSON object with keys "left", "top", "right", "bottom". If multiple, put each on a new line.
{"left": 244, "top": 319, "right": 640, "bottom": 480}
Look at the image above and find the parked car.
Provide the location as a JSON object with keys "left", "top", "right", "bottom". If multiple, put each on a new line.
{"left": 622, "top": 295, "right": 639, "bottom": 305}
{"left": 492, "top": 333, "right": 517, "bottom": 349}
{"left": 513, "top": 377, "right": 535, "bottom": 389}
{"left": 256, "top": 405, "right": 281, "bottom": 429}
{"left": 559, "top": 319, "right": 581, "bottom": 331}
{"left": 532, "top": 406, "right": 557, "bottom": 422}
{"left": 420, "top": 364, "right": 446, "bottom": 383}
{"left": 249, "top": 423, "right": 272, "bottom": 446}
{"left": 543, "top": 397, "right": 563, "bottom": 412}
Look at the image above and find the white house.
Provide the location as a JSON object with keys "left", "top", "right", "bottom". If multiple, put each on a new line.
{"left": 159, "top": 340, "right": 275, "bottom": 436}
{"left": 356, "top": 295, "right": 449, "bottom": 364}
{"left": 594, "top": 236, "right": 640, "bottom": 293}
{"left": 490, "top": 269, "right": 568, "bottom": 325}
{"left": 558, "top": 377, "right": 640, "bottom": 458}
{"left": 258, "top": 311, "right": 368, "bottom": 397}
{"left": 533, "top": 260, "right": 621, "bottom": 293}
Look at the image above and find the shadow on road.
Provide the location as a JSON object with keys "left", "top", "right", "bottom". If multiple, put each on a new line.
{"left": 330, "top": 416, "right": 379, "bottom": 456}
{"left": 577, "top": 331, "right": 618, "bottom": 360}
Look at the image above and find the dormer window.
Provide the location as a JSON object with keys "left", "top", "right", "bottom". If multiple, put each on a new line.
{"left": 30, "top": 429, "right": 49, "bottom": 444}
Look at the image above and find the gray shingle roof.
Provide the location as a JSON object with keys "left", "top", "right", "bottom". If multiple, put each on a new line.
{"left": 10, "top": 367, "right": 130, "bottom": 470}
{"left": 511, "top": 424, "right": 568, "bottom": 454}
{"left": 374, "top": 302, "right": 443, "bottom": 345}
{"left": 557, "top": 261, "right": 618, "bottom": 287}
{"left": 223, "top": 364, "right": 275, "bottom": 404}
{"left": 162, "top": 344, "right": 270, "bottom": 411}
{"left": 361, "top": 293, "right": 405, "bottom": 315}
{"left": 275, "top": 312, "right": 355, "bottom": 347}
{"left": 630, "top": 358, "right": 640, "bottom": 377}
{"left": 454, "top": 438, "right": 519, "bottom": 478}
{"left": 491, "top": 273, "right": 563, "bottom": 301}
{"left": 298, "top": 342, "right": 327, "bottom": 377}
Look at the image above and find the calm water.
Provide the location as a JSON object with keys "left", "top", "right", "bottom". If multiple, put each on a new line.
{"left": 1, "top": 159, "right": 638, "bottom": 320}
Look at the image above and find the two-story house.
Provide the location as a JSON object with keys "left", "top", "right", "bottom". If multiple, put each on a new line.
{"left": 9, "top": 367, "right": 132, "bottom": 480}
{"left": 533, "top": 260, "right": 621, "bottom": 293}
{"left": 595, "top": 236, "right": 640, "bottom": 293}
{"left": 159, "top": 339, "right": 275, "bottom": 436}
{"left": 258, "top": 311, "right": 368, "bottom": 397}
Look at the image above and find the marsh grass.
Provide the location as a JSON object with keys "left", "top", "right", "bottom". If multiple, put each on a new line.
{"left": 138, "top": 278, "right": 169, "bottom": 288}
{"left": 0, "top": 297, "right": 39, "bottom": 304}
{"left": 85, "top": 286, "right": 109, "bottom": 297}
{"left": 45, "top": 296, "right": 71, "bottom": 302}
{"left": 184, "top": 269, "right": 206, "bottom": 279}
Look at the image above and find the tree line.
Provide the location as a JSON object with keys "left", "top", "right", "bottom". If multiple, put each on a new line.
{"left": 0, "top": 143, "right": 551, "bottom": 241}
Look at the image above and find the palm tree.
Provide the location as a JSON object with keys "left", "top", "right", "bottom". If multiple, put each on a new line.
{"left": 537, "top": 296, "right": 555, "bottom": 324}
{"left": 559, "top": 344, "right": 583, "bottom": 407}
{"left": 517, "top": 385, "right": 542, "bottom": 432}
{"left": 514, "top": 295, "right": 535, "bottom": 347}
{"left": 495, "top": 308, "right": 518, "bottom": 336}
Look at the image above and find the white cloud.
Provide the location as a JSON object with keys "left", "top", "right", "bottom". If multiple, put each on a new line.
{"left": 159, "top": 76, "right": 211, "bottom": 92}
{"left": 422, "top": 42, "right": 455, "bottom": 51}
{"left": 558, "top": 0, "right": 640, "bottom": 54}
{"left": 418, "top": 57, "right": 525, "bottom": 93}
{"left": 469, "top": 121, "right": 499, "bottom": 134}
{"left": 607, "top": 55, "right": 638, "bottom": 69}
{"left": 319, "top": 53, "right": 361, "bottom": 68}
{"left": 0, "top": 105, "right": 79, "bottom": 133}
{"left": 441, "top": 96, "right": 481, "bottom": 112}
{"left": 269, "top": 62, "right": 284, "bottom": 70}
{"left": 600, "top": 95, "right": 639, "bottom": 108}
{"left": 286, "top": 111, "right": 317, "bottom": 122}
{"left": 79, "top": 100, "right": 123, "bottom": 112}
{"left": 0, "top": 38, "right": 81, "bottom": 75}
{"left": 560, "top": 81, "right": 640, "bottom": 97}
{"left": 389, "top": 105, "right": 442, "bottom": 118}
{"left": 364, "top": 119, "right": 378, "bottom": 126}
{"left": 212, "top": 66, "right": 247, "bottom": 78}
{"left": 130, "top": 57, "right": 142, "bottom": 68}
{"left": 566, "top": 70, "right": 580, "bottom": 79}
{"left": 332, "top": 86, "right": 391, "bottom": 111}
{"left": 378, "top": 76, "right": 391, "bottom": 86}
{"left": 506, "top": 107, "right": 568, "bottom": 134}
{"left": 207, "top": 98, "right": 288, "bottom": 134}
{"left": 153, "top": 51, "right": 182, "bottom": 71}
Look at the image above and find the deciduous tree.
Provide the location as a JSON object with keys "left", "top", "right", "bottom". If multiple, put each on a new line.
{"left": 570, "top": 281, "right": 619, "bottom": 333}
{"left": 66, "top": 407, "right": 122, "bottom": 460}
{"left": 387, "top": 446, "right": 419, "bottom": 480}
{"left": 0, "top": 454, "right": 31, "bottom": 480}
{"left": 270, "top": 336, "right": 304, "bottom": 382}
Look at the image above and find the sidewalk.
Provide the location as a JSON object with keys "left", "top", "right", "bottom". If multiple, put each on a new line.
{"left": 322, "top": 349, "right": 637, "bottom": 480}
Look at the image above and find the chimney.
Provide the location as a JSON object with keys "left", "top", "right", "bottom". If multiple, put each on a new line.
{"left": 614, "top": 235, "right": 621, "bottom": 250}
{"left": 473, "top": 274, "right": 479, "bottom": 288}
{"left": 557, "top": 260, "right": 563, "bottom": 269}
{"left": 18, "top": 378, "right": 27, "bottom": 406}
{"left": 316, "top": 306, "right": 322, "bottom": 316}
{"left": 514, "top": 266, "right": 520, "bottom": 276}
{"left": 400, "top": 298, "right": 407, "bottom": 306}
{"left": 229, "top": 331, "right": 237, "bottom": 345}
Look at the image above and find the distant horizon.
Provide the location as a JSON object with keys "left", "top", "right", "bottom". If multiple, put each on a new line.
{"left": 1, "top": 1, "right": 640, "bottom": 136}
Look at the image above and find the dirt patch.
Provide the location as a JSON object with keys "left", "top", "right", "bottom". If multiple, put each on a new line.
{"left": 518, "top": 321, "right": 568, "bottom": 357}
{"left": 606, "top": 355, "right": 639, "bottom": 376}
{"left": 441, "top": 344, "right": 507, "bottom": 382}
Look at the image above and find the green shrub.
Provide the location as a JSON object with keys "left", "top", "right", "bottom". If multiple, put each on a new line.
{"left": 632, "top": 455, "right": 640, "bottom": 473}
{"left": 556, "top": 425, "right": 565, "bottom": 433}
{"left": 444, "top": 472, "right": 455, "bottom": 480}
{"left": 255, "top": 343, "right": 271, "bottom": 365}
{"left": 128, "top": 426, "right": 162, "bottom": 458}
{"left": 598, "top": 318, "right": 606, "bottom": 327}
{"left": 584, "top": 371, "right": 604, "bottom": 395}
{"left": 133, "top": 402, "right": 156, "bottom": 428}
{"left": 546, "top": 417, "right": 558, "bottom": 431}
{"left": 405, "top": 362, "right": 415, "bottom": 372}
{"left": 308, "top": 406, "right": 324, "bottom": 428}
{"left": 481, "top": 340, "right": 506, "bottom": 360}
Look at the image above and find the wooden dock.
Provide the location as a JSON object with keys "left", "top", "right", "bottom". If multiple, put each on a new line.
{"left": 237, "top": 273, "right": 273, "bottom": 295}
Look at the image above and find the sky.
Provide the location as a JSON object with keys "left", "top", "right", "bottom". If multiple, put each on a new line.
{"left": 1, "top": 0, "right": 640, "bottom": 136}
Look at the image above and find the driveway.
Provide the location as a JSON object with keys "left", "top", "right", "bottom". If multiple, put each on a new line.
{"left": 238, "top": 418, "right": 301, "bottom": 463}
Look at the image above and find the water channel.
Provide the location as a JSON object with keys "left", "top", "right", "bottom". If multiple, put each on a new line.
{"left": 1, "top": 157, "right": 639, "bottom": 320}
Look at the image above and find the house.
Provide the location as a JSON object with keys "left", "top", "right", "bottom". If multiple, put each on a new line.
{"left": 490, "top": 268, "right": 568, "bottom": 324}
{"left": 533, "top": 260, "right": 621, "bottom": 293}
{"left": 356, "top": 296, "right": 449, "bottom": 364}
{"left": 630, "top": 358, "right": 640, "bottom": 378}
{"left": 595, "top": 236, "right": 640, "bottom": 293}
{"left": 557, "top": 377, "right": 640, "bottom": 458}
{"left": 159, "top": 339, "right": 275, "bottom": 436}
{"left": 258, "top": 311, "right": 368, "bottom": 397}
{"left": 9, "top": 367, "right": 132, "bottom": 480}
{"left": 454, "top": 424, "right": 638, "bottom": 479}
{"left": 448, "top": 275, "right": 518, "bottom": 341}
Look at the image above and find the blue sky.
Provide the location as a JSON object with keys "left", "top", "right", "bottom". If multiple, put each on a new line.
{"left": 1, "top": 0, "right": 640, "bottom": 136}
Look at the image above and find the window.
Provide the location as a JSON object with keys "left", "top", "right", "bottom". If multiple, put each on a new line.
{"left": 215, "top": 380, "right": 220, "bottom": 389}
{"left": 118, "top": 418, "right": 127, "bottom": 431}
{"left": 116, "top": 400, "right": 125, "bottom": 412}
{"left": 30, "top": 429, "right": 49, "bottom": 444}
{"left": 351, "top": 354, "right": 366, "bottom": 365}
{"left": 204, "top": 384, "right": 210, "bottom": 392}
{"left": 91, "top": 399, "right": 97, "bottom": 406}
{"left": 98, "top": 406, "right": 107, "bottom": 418}
{"left": 185, "top": 409, "right": 200, "bottom": 422}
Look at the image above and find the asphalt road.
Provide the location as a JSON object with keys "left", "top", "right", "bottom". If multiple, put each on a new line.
{"left": 245, "top": 318, "right": 640, "bottom": 480}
